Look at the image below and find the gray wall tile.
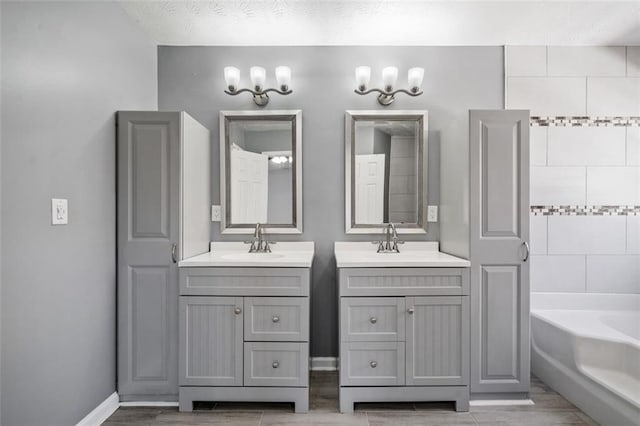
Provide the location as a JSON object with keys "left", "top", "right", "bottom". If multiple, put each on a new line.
{"left": 505, "top": 46, "right": 547, "bottom": 77}
{"left": 531, "top": 255, "right": 586, "bottom": 292}
{"left": 548, "top": 216, "right": 626, "bottom": 255}
{"left": 587, "top": 255, "right": 640, "bottom": 293}
{"left": 506, "top": 77, "right": 586, "bottom": 115}
{"left": 547, "top": 46, "right": 626, "bottom": 77}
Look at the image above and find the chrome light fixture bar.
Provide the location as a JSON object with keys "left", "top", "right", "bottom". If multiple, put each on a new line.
{"left": 354, "top": 66, "right": 424, "bottom": 106}
{"left": 224, "top": 66, "right": 292, "bottom": 107}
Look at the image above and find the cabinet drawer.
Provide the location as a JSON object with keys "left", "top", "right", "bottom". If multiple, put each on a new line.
{"left": 339, "top": 268, "right": 469, "bottom": 296}
{"left": 340, "top": 298, "right": 405, "bottom": 342}
{"left": 244, "top": 342, "right": 308, "bottom": 387}
{"left": 340, "top": 342, "right": 405, "bottom": 386}
{"left": 244, "top": 297, "right": 309, "bottom": 342}
{"left": 180, "top": 268, "right": 310, "bottom": 296}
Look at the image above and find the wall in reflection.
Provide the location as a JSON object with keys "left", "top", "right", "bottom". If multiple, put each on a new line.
{"left": 228, "top": 122, "right": 293, "bottom": 225}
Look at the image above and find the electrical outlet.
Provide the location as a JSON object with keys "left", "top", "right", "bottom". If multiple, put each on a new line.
{"left": 51, "top": 198, "right": 68, "bottom": 225}
{"left": 211, "top": 205, "right": 221, "bottom": 222}
{"left": 427, "top": 205, "right": 438, "bottom": 222}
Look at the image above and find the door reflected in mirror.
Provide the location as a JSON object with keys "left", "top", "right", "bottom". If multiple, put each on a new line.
{"left": 354, "top": 120, "right": 419, "bottom": 225}
{"left": 346, "top": 111, "right": 428, "bottom": 234}
{"left": 220, "top": 110, "right": 302, "bottom": 234}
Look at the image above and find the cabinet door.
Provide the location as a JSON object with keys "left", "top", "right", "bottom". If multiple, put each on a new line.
{"left": 469, "top": 110, "right": 530, "bottom": 393}
{"left": 117, "top": 111, "right": 181, "bottom": 399}
{"left": 179, "top": 296, "right": 244, "bottom": 386}
{"left": 406, "top": 296, "right": 469, "bottom": 386}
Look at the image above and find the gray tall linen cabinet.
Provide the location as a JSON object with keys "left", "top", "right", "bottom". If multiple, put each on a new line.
{"left": 117, "top": 111, "right": 211, "bottom": 401}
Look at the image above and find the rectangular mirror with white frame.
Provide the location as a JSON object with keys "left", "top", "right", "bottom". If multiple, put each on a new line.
{"left": 345, "top": 110, "right": 428, "bottom": 234}
{"left": 220, "top": 110, "right": 302, "bottom": 234}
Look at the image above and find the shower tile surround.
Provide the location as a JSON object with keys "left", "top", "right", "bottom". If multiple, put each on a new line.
{"left": 507, "top": 46, "right": 640, "bottom": 294}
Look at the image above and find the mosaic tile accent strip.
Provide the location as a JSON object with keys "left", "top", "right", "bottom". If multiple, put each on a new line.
{"left": 530, "top": 116, "right": 640, "bottom": 127}
{"left": 530, "top": 205, "right": 640, "bottom": 216}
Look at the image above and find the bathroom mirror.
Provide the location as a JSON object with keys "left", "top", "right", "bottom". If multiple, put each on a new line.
{"left": 345, "top": 110, "right": 428, "bottom": 234}
{"left": 220, "top": 110, "right": 302, "bottom": 234}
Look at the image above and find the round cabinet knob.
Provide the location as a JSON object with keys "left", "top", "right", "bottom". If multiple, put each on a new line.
{"left": 407, "top": 307, "right": 415, "bottom": 315}
{"left": 370, "top": 361, "right": 377, "bottom": 368}
{"left": 272, "top": 361, "right": 280, "bottom": 369}
{"left": 272, "top": 315, "right": 280, "bottom": 323}
{"left": 234, "top": 307, "right": 242, "bottom": 315}
{"left": 369, "top": 317, "right": 377, "bottom": 324}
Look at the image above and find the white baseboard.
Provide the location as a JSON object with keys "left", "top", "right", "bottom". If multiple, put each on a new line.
{"left": 120, "top": 401, "right": 179, "bottom": 407}
{"left": 470, "top": 399, "right": 534, "bottom": 406}
{"left": 310, "top": 356, "right": 338, "bottom": 371}
{"left": 76, "top": 392, "right": 119, "bottom": 426}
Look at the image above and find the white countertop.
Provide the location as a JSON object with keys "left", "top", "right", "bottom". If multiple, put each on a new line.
{"left": 179, "top": 241, "right": 315, "bottom": 268}
{"left": 334, "top": 241, "right": 470, "bottom": 268}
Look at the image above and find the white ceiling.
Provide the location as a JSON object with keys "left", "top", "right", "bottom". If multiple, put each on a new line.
{"left": 118, "top": 0, "right": 640, "bottom": 46}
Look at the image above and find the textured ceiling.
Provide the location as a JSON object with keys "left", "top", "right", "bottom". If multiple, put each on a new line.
{"left": 118, "top": 1, "right": 640, "bottom": 46}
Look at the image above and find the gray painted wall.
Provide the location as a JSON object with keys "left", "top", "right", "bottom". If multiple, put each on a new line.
{"left": 1, "top": 2, "right": 157, "bottom": 424}
{"left": 158, "top": 46, "right": 503, "bottom": 357}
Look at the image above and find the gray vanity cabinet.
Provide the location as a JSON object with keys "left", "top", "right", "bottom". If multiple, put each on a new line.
{"left": 117, "top": 111, "right": 211, "bottom": 401}
{"left": 338, "top": 268, "right": 470, "bottom": 413}
{"left": 178, "top": 267, "right": 311, "bottom": 413}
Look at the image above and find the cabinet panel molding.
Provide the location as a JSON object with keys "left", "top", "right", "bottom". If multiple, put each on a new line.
{"left": 180, "top": 267, "right": 310, "bottom": 296}
{"left": 179, "top": 296, "right": 244, "bottom": 387}
{"left": 340, "top": 341, "right": 405, "bottom": 386}
{"left": 406, "top": 296, "right": 469, "bottom": 386}
{"left": 243, "top": 342, "right": 308, "bottom": 387}
{"left": 340, "top": 297, "right": 406, "bottom": 342}
{"left": 244, "top": 297, "right": 309, "bottom": 342}
{"left": 339, "top": 268, "right": 468, "bottom": 296}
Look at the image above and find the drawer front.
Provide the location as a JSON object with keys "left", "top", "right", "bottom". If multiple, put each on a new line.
{"left": 244, "top": 342, "right": 308, "bottom": 387}
{"left": 340, "top": 342, "right": 405, "bottom": 386}
{"left": 244, "top": 297, "right": 309, "bottom": 342}
{"left": 339, "top": 268, "right": 469, "bottom": 297}
{"left": 340, "top": 297, "right": 405, "bottom": 342}
{"left": 180, "top": 268, "right": 310, "bottom": 296}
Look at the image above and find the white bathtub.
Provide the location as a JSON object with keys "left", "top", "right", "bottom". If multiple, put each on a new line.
{"left": 531, "top": 293, "right": 640, "bottom": 426}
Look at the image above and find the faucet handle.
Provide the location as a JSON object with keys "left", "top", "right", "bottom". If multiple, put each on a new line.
{"left": 263, "top": 240, "right": 276, "bottom": 253}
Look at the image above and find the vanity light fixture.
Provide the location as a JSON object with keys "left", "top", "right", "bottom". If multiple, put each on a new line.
{"left": 354, "top": 66, "right": 424, "bottom": 106}
{"left": 224, "top": 65, "right": 292, "bottom": 106}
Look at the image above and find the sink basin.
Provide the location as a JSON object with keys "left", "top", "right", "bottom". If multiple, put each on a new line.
{"left": 221, "top": 252, "right": 285, "bottom": 261}
{"left": 334, "top": 241, "right": 470, "bottom": 268}
{"left": 178, "top": 242, "right": 314, "bottom": 268}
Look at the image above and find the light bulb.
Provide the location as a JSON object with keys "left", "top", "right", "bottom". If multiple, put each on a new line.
{"left": 275, "top": 66, "right": 291, "bottom": 91}
{"left": 224, "top": 66, "right": 240, "bottom": 92}
{"left": 250, "top": 66, "right": 266, "bottom": 92}
{"left": 408, "top": 67, "right": 424, "bottom": 93}
{"left": 355, "top": 66, "right": 371, "bottom": 92}
{"left": 289, "top": 156, "right": 293, "bottom": 163}
{"left": 382, "top": 67, "right": 398, "bottom": 92}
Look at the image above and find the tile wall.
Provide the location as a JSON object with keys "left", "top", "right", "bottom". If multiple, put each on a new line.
{"left": 506, "top": 46, "right": 640, "bottom": 294}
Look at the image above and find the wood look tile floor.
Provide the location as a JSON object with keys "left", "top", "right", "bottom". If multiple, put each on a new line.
{"left": 104, "top": 373, "right": 599, "bottom": 425}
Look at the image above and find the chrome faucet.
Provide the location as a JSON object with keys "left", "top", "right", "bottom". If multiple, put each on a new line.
{"left": 245, "top": 223, "right": 274, "bottom": 253}
{"left": 373, "top": 223, "right": 403, "bottom": 253}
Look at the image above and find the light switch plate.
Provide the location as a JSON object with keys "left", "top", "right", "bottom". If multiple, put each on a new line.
{"left": 211, "top": 205, "right": 221, "bottom": 222}
{"left": 51, "top": 198, "right": 68, "bottom": 225}
{"left": 427, "top": 205, "right": 438, "bottom": 222}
